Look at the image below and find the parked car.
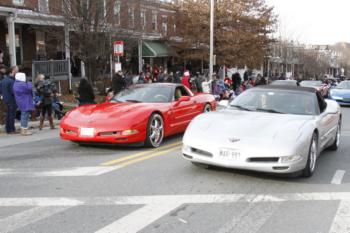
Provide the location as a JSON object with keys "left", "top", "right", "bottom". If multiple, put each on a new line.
{"left": 182, "top": 85, "right": 341, "bottom": 177}
{"left": 300, "top": 80, "right": 329, "bottom": 97}
{"left": 329, "top": 80, "right": 350, "bottom": 106}
{"left": 60, "top": 83, "right": 216, "bottom": 147}
{"left": 270, "top": 80, "right": 299, "bottom": 86}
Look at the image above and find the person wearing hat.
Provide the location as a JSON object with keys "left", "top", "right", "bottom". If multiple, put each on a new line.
{"left": 181, "top": 70, "right": 191, "bottom": 89}
{"left": 13, "top": 72, "right": 34, "bottom": 135}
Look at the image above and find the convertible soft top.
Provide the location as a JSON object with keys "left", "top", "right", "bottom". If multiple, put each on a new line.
{"left": 256, "top": 85, "right": 317, "bottom": 93}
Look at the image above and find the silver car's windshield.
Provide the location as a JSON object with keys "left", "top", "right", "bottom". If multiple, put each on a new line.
{"left": 336, "top": 82, "right": 350, "bottom": 89}
{"left": 230, "top": 89, "right": 318, "bottom": 115}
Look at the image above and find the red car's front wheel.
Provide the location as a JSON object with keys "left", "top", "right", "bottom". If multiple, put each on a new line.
{"left": 145, "top": 113, "right": 164, "bottom": 148}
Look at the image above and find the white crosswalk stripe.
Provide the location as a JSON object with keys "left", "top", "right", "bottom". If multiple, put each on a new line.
{"left": 329, "top": 201, "right": 350, "bottom": 233}
{"left": 0, "top": 206, "right": 70, "bottom": 233}
{"left": 0, "top": 166, "right": 121, "bottom": 177}
{"left": 216, "top": 202, "right": 281, "bottom": 233}
{"left": 96, "top": 202, "right": 182, "bottom": 233}
{"left": 0, "top": 193, "right": 350, "bottom": 233}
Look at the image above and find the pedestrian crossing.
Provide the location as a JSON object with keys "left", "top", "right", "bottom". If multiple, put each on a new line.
{"left": 0, "top": 192, "right": 349, "bottom": 233}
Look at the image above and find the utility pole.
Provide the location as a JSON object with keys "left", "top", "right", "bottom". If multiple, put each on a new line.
{"left": 209, "top": 0, "right": 214, "bottom": 80}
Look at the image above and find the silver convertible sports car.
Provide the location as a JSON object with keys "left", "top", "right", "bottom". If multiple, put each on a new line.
{"left": 182, "top": 86, "right": 341, "bottom": 177}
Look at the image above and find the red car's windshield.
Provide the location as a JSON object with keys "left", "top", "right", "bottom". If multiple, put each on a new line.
{"left": 111, "top": 85, "right": 174, "bottom": 103}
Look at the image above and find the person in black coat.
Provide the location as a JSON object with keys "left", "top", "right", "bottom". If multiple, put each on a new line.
{"left": 77, "top": 78, "right": 95, "bottom": 106}
{"left": 112, "top": 71, "right": 126, "bottom": 95}
{"left": 1, "top": 66, "right": 18, "bottom": 134}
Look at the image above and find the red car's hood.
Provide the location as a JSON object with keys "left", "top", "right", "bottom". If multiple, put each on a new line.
{"left": 63, "top": 102, "right": 163, "bottom": 129}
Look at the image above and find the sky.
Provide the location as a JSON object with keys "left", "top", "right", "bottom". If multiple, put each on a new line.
{"left": 265, "top": 0, "right": 350, "bottom": 45}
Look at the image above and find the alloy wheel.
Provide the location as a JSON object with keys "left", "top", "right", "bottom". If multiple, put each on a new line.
{"left": 309, "top": 138, "right": 317, "bottom": 173}
{"left": 149, "top": 115, "right": 164, "bottom": 147}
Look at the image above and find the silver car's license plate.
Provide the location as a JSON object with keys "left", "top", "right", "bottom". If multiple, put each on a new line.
{"left": 219, "top": 148, "right": 241, "bottom": 161}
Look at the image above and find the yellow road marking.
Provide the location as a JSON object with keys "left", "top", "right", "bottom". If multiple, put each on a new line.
{"left": 100, "top": 141, "right": 182, "bottom": 166}
{"left": 118, "top": 146, "right": 182, "bottom": 168}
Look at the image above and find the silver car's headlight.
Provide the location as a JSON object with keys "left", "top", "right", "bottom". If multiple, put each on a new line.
{"left": 280, "top": 155, "right": 302, "bottom": 163}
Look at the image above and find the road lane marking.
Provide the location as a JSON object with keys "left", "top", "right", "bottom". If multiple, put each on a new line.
{"left": 100, "top": 141, "right": 182, "bottom": 166}
{"left": 0, "top": 206, "right": 70, "bottom": 233}
{"left": 331, "top": 170, "right": 346, "bottom": 185}
{"left": 329, "top": 201, "right": 350, "bottom": 233}
{"left": 0, "top": 166, "right": 121, "bottom": 177}
{"left": 117, "top": 146, "right": 182, "bottom": 168}
{"left": 95, "top": 202, "right": 182, "bottom": 233}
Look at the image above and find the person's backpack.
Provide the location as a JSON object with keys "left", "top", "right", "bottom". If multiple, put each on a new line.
{"left": 40, "top": 80, "right": 55, "bottom": 97}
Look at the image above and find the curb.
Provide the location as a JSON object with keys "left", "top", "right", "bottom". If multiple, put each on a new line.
{"left": 0, "top": 120, "right": 60, "bottom": 134}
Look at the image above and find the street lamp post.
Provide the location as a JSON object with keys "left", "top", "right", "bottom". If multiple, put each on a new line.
{"left": 209, "top": 0, "right": 214, "bottom": 80}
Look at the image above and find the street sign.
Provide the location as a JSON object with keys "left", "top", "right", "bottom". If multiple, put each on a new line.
{"left": 114, "top": 62, "right": 122, "bottom": 72}
{"left": 114, "top": 41, "right": 124, "bottom": 56}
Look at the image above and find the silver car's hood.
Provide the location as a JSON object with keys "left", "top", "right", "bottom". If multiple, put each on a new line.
{"left": 186, "top": 109, "right": 314, "bottom": 145}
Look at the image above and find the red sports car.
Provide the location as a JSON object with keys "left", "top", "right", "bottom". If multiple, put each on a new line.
{"left": 60, "top": 83, "right": 216, "bottom": 147}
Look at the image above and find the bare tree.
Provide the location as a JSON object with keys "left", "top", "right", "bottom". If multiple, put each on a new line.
{"left": 172, "top": 0, "right": 276, "bottom": 68}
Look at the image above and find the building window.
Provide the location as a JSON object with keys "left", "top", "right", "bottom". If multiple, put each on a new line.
{"left": 38, "top": 0, "right": 49, "bottom": 13}
{"left": 12, "top": 0, "right": 24, "bottom": 6}
{"left": 152, "top": 12, "right": 158, "bottom": 32}
{"left": 162, "top": 16, "right": 168, "bottom": 35}
{"left": 140, "top": 10, "right": 146, "bottom": 30}
{"left": 114, "top": 1, "right": 121, "bottom": 25}
{"left": 128, "top": 7, "right": 135, "bottom": 28}
{"left": 36, "top": 31, "right": 46, "bottom": 59}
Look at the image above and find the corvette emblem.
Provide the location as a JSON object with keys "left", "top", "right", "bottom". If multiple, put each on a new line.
{"left": 229, "top": 137, "right": 240, "bottom": 143}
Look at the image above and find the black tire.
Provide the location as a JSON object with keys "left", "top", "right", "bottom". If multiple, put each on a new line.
{"left": 329, "top": 122, "right": 341, "bottom": 151}
{"left": 203, "top": 104, "right": 211, "bottom": 113}
{"left": 302, "top": 133, "right": 318, "bottom": 177}
{"left": 145, "top": 113, "right": 164, "bottom": 148}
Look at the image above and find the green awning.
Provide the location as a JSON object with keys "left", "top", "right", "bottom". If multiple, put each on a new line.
{"left": 142, "top": 41, "right": 174, "bottom": 58}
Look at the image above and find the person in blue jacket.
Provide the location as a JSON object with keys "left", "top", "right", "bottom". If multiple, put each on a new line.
{"left": 13, "top": 72, "right": 34, "bottom": 136}
{"left": 1, "top": 66, "right": 18, "bottom": 134}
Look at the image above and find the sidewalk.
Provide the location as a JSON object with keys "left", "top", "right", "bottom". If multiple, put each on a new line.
{"left": 0, "top": 119, "right": 60, "bottom": 134}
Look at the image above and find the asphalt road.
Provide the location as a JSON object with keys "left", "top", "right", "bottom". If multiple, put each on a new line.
{"left": 0, "top": 107, "right": 350, "bottom": 233}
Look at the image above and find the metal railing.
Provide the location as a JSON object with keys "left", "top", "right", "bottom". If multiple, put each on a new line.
{"left": 32, "top": 59, "right": 69, "bottom": 79}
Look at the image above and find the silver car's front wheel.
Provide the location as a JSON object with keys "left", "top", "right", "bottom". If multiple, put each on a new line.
{"left": 329, "top": 122, "right": 341, "bottom": 151}
{"left": 302, "top": 133, "right": 318, "bottom": 177}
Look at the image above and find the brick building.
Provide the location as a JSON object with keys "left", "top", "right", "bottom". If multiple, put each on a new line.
{"left": 0, "top": 0, "right": 177, "bottom": 78}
